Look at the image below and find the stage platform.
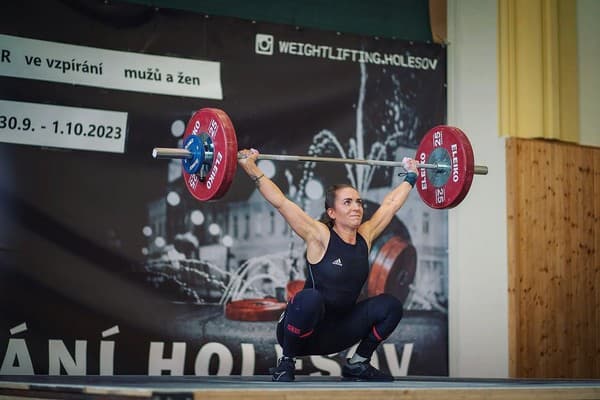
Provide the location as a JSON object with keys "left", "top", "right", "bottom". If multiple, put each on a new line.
{"left": 1, "top": 375, "right": 599, "bottom": 400}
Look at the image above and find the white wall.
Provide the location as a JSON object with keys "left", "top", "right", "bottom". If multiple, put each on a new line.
{"left": 578, "top": 0, "right": 600, "bottom": 148}
{"left": 446, "top": 0, "right": 598, "bottom": 378}
{"left": 447, "top": 0, "right": 509, "bottom": 378}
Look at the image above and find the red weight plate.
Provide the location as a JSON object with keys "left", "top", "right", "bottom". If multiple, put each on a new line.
{"left": 368, "top": 236, "right": 417, "bottom": 303}
{"left": 286, "top": 280, "right": 305, "bottom": 301}
{"left": 225, "top": 298, "right": 287, "bottom": 322}
{"left": 182, "top": 108, "right": 238, "bottom": 201}
{"left": 415, "top": 126, "right": 475, "bottom": 209}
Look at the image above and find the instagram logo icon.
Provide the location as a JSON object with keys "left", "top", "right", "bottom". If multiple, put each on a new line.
{"left": 255, "top": 34, "right": 274, "bottom": 55}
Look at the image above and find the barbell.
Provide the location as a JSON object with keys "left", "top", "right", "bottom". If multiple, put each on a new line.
{"left": 152, "top": 108, "right": 488, "bottom": 209}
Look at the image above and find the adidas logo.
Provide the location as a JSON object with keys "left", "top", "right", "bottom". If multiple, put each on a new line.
{"left": 332, "top": 258, "right": 343, "bottom": 267}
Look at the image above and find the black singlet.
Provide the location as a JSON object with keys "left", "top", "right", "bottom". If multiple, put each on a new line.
{"left": 304, "top": 227, "right": 369, "bottom": 312}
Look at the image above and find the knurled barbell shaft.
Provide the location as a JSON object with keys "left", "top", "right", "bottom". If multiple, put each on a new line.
{"left": 152, "top": 147, "right": 488, "bottom": 175}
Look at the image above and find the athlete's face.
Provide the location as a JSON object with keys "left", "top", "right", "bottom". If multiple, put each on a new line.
{"left": 327, "top": 187, "right": 363, "bottom": 228}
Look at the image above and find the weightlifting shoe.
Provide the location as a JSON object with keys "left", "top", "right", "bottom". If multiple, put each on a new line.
{"left": 342, "top": 359, "right": 393, "bottom": 381}
{"left": 270, "top": 356, "right": 295, "bottom": 382}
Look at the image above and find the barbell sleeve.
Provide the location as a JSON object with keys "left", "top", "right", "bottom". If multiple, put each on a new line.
{"left": 152, "top": 147, "right": 488, "bottom": 175}
{"left": 152, "top": 148, "right": 191, "bottom": 160}
{"left": 473, "top": 166, "right": 488, "bottom": 175}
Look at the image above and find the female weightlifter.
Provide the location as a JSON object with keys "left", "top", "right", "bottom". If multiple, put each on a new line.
{"left": 238, "top": 148, "right": 418, "bottom": 382}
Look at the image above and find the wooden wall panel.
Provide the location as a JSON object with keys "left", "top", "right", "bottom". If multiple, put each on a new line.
{"left": 507, "top": 138, "right": 599, "bottom": 378}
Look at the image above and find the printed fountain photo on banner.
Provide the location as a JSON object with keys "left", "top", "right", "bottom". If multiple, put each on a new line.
{"left": 0, "top": 0, "right": 447, "bottom": 376}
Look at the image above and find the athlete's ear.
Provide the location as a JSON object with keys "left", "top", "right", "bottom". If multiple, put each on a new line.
{"left": 326, "top": 207, "right": 335, "bottom": 220}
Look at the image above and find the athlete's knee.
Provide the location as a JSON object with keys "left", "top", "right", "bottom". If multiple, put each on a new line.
{"left": 366, "top": 294, "right": 403, "bottom": 342}
{"left": 371, "top": 293, "right": 403, "bottom": 322}
{"left": 288, "top": 288, "right": 324, "bottom": 314}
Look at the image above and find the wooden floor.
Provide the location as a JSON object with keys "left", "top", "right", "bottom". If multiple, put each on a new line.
{"left": 1, "top": 375, "right": 599, "bottom": 400}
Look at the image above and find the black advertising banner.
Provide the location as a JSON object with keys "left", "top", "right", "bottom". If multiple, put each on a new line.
{"left": 0, "top": 1, "right": 448, "bottom": 376}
